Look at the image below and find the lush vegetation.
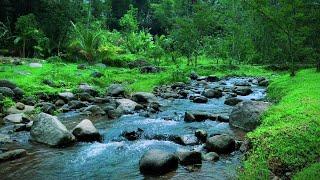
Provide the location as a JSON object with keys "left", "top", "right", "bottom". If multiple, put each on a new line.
{"left": 0, "top": 0, "right": 319, "bottom": 178}
{"left": 242, "top": 69, "right": 320, "bottom": 179}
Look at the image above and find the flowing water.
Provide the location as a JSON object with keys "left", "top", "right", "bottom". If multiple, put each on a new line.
{"left": 0, "top": 78, "right": 266, "bottom": 180}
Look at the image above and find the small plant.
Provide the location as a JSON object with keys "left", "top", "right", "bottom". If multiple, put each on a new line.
{"left": 2, "top": 97, "right": 15, "bottom": 109}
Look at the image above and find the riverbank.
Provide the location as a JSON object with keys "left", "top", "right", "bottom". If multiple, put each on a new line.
{"left": 242, "top": 69, "right": 320, "bottom": 179}
{"left": 0, "top": 57, "right": 272, "bottom": 97}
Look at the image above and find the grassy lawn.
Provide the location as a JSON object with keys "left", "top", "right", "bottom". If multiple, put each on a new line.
{"left": 242, "top": 69, "right": 320, "bottom": 179}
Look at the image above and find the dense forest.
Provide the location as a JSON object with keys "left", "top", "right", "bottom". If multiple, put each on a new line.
{"left": 1, "top": 0, "right": 319, "bottom": 74}
{"left": 0, "top": 0, "right": 319, "bottom": 180}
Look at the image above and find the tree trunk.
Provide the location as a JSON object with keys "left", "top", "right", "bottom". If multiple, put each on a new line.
{"left": 22, "top": 39, "right": 26, "bottom": 58}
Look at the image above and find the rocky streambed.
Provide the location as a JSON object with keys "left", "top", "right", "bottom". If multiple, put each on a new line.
{"left": 0, "top": 75, "right": 270, "bottom": 179}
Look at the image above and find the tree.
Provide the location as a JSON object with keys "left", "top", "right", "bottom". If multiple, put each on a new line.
{"left": 14, "top": 13, "right": 47, "bottom": 58}
{"left": 120, "top": 5, "right": 139, "bottom": 33}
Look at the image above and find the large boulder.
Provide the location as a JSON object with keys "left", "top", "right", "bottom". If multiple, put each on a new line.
{"left": 107, "top": 84, "right": 125, "bottom": 97}
{"left": 205, "top": 134, "right": 236, "bottom": 154}
{"left": 0, "top": 87, "right": 14, "bottom": 98}
{"left": 116, "top": 99, "right": 138, "bottom": 113}
{"left": 0, "top": 149, "right": 27, "bottom": 163}
{"left": 72, "top": 119, "right": 102, "bottom": 142}
{"left": 12, "top": 87, "right": 24, "bottom": 99}
{"left": 229, "top": 101, "right": 271, "bottom": 131}
{"left": 139, "top": 149, "right": 179, "bottom": 175}
{"left": 202, "top": 152, "right": 219, "bottom": 162}
{"left": 30, "top": 113, "right": 75, "bottom": 147}
{"left": 132, "top": 92, "right": 157, "bottom": 105}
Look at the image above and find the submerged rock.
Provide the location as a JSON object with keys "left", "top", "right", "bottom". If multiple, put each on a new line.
{"left": 139, "top": 149, "right": 179, "bottom": 175}
{"left": 195, "top": 129, "right": 208, "bottom": 142}
{"left": 0, "top": 149, "right": 27, "bottom": 163}
{"left": 72, "top": 119, "right": 102, "bottom": 142}
{"left": 233, "top": 87, "right": 253, "bottom": 96}
{"left": 122, "top": 128, "right": 143, "bottom": 141}
{"left": 230, "top": 101, "right": 271, "bottom": 131}
{"left": 205, "top": 134, "right": 236, "bottom": 154}
{"left": 30, "top": 113, "right": 75, "bottom": 147}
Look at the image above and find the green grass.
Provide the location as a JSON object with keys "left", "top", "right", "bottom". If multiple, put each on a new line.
{"left": 0, "top": 57, "right": 272, "bottom": 97}
{"left": 241, "top": 69, "right": 320, "bottom": 179}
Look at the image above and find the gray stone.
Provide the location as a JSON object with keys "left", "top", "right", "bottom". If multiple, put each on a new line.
{"left": 195, "top": 129, "right": 208, "bottom": 142}
{"left": 4, "top": 113, "right": 24, "bottom": 123}
{"left": 72, "top": 119, "right": 102, "bottom": 142}
{"left": 116, "top": 99, "right": 138, "bottom": 113}
{"left": 193, "top": 96, "right": 208, "bottom": 103}
{"left": 0, "top": 87, "right": 14, "bottom": 97}
{"left": 205, "top": 134, "right": 236, "bottom": 154}
{"left": 0, "top": 80, "right": 17, "bottom": 89}
{"left": 202, "top": 89, "right": 223, "bottom": 98}
{"left": 225, "top": 97, "right": 243, "bottom": 106}
{"left": 107, "top": 84, "right": 125, "bottom": 97}
{"left": 82, "top": 105, "right": 105, "bottom": 116}
{"left": 16, "top": 102, "right": 25, "bottom": 110}
{"left": 202, "top": 152, "right": 219, "bottom": 161}
{"left": 30, "top": 113, "right": 75, "bottom": 147}
{"left": 230, "top": 101, "right": 271, "bottom": 131}
{"left": 58, "top": 92, "right": 75, "bottom": 101}
{"left": 132, "top": 92, "right": 157, "bottom": 104}
{"left": 139, "top": 149, "right": 179, "bottom": 175}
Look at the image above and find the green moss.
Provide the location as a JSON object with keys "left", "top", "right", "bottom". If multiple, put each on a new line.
{"left": 242, "top": 69, "right": 320, "bottom": 179}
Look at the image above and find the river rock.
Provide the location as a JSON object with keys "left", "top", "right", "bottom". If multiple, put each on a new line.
{"left": 58, "top": 92, "right": 74, "bottom": 101}
{"left": 16, "top": 102, "right": 25, "bottom": 110}
{"left": 230, "top": 101, "right": 271, "bottom": 131}
{"left": 0, "top": 87, "right": 14, "bottom": 98}
{"left": 195, "top": 129, "right": 208, "bottom": 142}
{"left": 259, "top": 79, "right": 269, "bottom": 87}
{"left": 82, "top": 105, "right": 105, "bottom": 116}
{"left": 233, "top": 87, "right": 253, "bottom": 96}
{"left": 177, "top": 135, "right": 199, "bottom": 146}
{"left": 139, "top": 149, "right": 179, "bottom": 175}
{"left": 68, "top": 100, "right": 88, "bottom": 109}
{"left": 202, "top": 152, "right": 219, "bottom": 161}
{"left": 30, "top": 113, "right": 75, "bottom": 147}
{"left": 184, "top": 112, "right": 196, "bottom": 122}
{"left": 107, "top": 84, "right": 125, "bottom": 97}
{"left": 206, "top": 75, "right": 220, "bottom": 82}
{"left": 0, "top": 149, "right": 27, "bottom": 163}
{"left": 132, "top": 92, "right": 157, "bottom": 104}
{"left": 36, "top": 102, "right": 56, "bottom": 115}
{"left": 122, "top": 128, "right": 143, "bottom": 141}
{"left": 7, "top": 105, "right": 34, "bottom": 114}
{"left": 177, "top": 151, "right": 202, "bottom": 165}
{"left": 72, "top": 119, "right": 102, "bottom": 142}
{"left": 190, "top": 71, "right": 199, "bottom": 80}
{"left": 12, "top": 87, "right": 24, "bottom": 99}
{"left": 0, "top": 80, "right": 17, "bottom": 89}
{"left": 116, "top": 99, "right": 138, "bottom": 113}
{"left": 234, "top": 81, "right": 251, "bottom": 86}
{"left": 78, "top": 83, "right": 98, "bottom": 96}
{"left": 205, "top": 134, "right": 236, "bottom": 154}
{"left": 4, "top": 113, "right": 25, "bottom": 123}
{"left": 224, "top": 97, "right": 243, "bottom": 106}
{"left": 192, "top": 96, "right": 208, "bottom": 103}
{"left": 202, "top": 89, "right": 223, "bottom": 98}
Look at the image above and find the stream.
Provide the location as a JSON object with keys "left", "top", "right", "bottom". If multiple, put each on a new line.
{"left": 0, "top": 77, "right": 266, "bottom": 180}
